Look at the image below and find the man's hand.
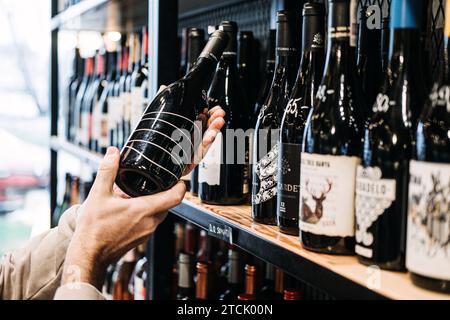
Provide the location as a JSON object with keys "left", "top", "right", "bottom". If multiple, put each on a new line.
{"left": 62, "top": 147, "right": 186, "bottom": 290}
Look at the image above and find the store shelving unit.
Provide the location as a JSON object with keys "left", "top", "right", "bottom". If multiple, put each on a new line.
{"left": 50, "top": 0, "right": 450, "bottom": 300}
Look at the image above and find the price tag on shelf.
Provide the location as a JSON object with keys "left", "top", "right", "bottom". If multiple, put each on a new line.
{"left": 207, "top": 222, "right": 233, "bottom": 244}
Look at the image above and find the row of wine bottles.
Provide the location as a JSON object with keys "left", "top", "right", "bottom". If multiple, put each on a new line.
{"left": 52, "top": 172, "right": 95, "bottom": 227}
{"left": 113, "top": 0, "right": 449, "bottom": 294}
{"left": 64, "top": 27, "right": 149, "bottom": 154}
{"left": 105, "top": 220, "right": 331, "bottom": 300}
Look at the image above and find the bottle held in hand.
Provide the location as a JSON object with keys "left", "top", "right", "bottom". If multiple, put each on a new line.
{"left": 115, "top": 31, "right": 228, "bottom": 197}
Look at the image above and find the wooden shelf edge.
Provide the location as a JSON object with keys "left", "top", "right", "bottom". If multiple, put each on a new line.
{"left": 50, "top": 136, "right": 102, "bottom": 167}
{"left": 171, "top": 193, "right": 450, "bottom": 300}
{"left": 51, "top": 0, "right": 109, "bottom": 30}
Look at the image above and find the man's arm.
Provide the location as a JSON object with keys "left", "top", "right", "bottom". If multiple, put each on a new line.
{"left": 0, "top": 206, "right": 79, "bottom": 300}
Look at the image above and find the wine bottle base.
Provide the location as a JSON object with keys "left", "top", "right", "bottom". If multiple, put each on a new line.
{"left": 115, "top": 167, "right": 166, "bottom": 197}
{"left": 300, "top": 232, "right": 355, "bottom": 255}
{"left": 357, "top": 256, "right": 406, "bottom": 272}
{"left": 410, "top": 272, "right": 450, "bottom": 294}
{"left": 252, "top": 216, "right": 277, "bottom": 226}
{"left": 278, "top": 216, "right": 299, "bottom": 236}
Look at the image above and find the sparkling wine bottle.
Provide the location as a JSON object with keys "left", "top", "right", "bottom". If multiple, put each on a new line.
{"left": 115, "top": 30, "right": 228, "bottom": 197}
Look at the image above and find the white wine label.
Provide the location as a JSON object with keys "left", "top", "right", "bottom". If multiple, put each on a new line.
{"left": 355, "top": 166, "right": 396, "bottom": 258}
{"left": 131, "top": 86, "right": 144, "bottom": 129}
{"left": 299, "top": 153, "right": 360, "bottom": 237}
{"left": 134, "top": 277, "right": 146, "bottom": 300}
{"left": 198, "top": 132, "right": 222, "bottom": 186}
{"left": 406, "top": 160, "right": 450, "bottom": 281}
{"left": 253, "top": 144, "right": 279, "bottom": 205}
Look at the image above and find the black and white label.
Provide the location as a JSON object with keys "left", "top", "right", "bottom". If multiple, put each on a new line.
{"left": 299, "top": 153, "right": 360, "bottom": 237}
{"left": 278, "top": 143, "right": 301, "bottom": 220}
{"left": 355, "top": 166, "right": 396, "bottom": 258}
{"left": 208, "top": 222, "right": 233, "bottom": 244}
{"left": 198, "top": 132, "right": 222, "bottom": 186}
{"left": 406, "top": 160, "right": 450, "bottom": 280}
{"left": 253, "top": 144, "right": 279, "bottom": 205}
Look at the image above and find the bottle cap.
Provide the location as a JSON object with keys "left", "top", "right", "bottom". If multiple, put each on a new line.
{"left": 188, "top": 27, "right": 205, "bottom": 39}
{"left": 284, "top": 288, "right": 301, "bottom": 300}
{"left": 199, "top": 30, "right": 229, "bottom": 62}
{"left": 303, "top": 2, "right": 325, "bottom": 16}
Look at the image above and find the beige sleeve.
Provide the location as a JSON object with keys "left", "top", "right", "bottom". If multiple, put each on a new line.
{"left": 0, "top": 205, "right": 79, "bottom": 300}
{"left": 54, "top": 282, "right": 105, "bottom": 300}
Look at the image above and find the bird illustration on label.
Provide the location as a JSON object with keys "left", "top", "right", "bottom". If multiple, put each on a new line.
{"left": 301, "top": 178, "right": 333, "bottom": 224}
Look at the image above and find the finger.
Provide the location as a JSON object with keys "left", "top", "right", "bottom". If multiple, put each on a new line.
{"left": 207, "top": 108, "right": 226, "bottom": 127}
{"left": 206, "top": 117, "right": 225, "bottom": 135}
{"left": 90, "top": 147, "right": 120, "bottom": 196}
{"left": 130, "top": 181, "right": 186, "bottom": 215}
{"left": 208, "top": 105, "right": 222, "bottom": 115}
{"left": 157, "top": 85, "right": 167, "bottom": 94}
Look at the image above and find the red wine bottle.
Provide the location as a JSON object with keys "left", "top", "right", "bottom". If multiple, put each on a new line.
{"left": 185, "top": 28, "right": 206, "bottom": 196}
{"left": 116, "top": 30, "right": 228, "bottom": 197}
{"left": 67, "top": 47, "right": 83, "bottom": 142}
{"left": 219, "top": 247, "right": 242, "bottom": 300}
{"left": 406, "top": 0, "right": 450, "bottom": 293}
{"left": 199, "top": 21, "right": 249, "bottom": 205}
{"left": 356, "top": 0, "right": 426, "bottom": 270}
{"left": 252, "top": 11, "right": 298, "bottom": 225}
{"left": 97, "top": 50, "right": 118, "bottom": 154}
{"left": 300, "top": 0, "right": 363, "bottom": 254}
{"left": 74, "top": 56, "right": 94, "bottom": 146}
{"left": 278, "top": 2, "right": 325, "bottom": 236}
{"left": 253, "top": 29, "right": 276, "bottom": 126}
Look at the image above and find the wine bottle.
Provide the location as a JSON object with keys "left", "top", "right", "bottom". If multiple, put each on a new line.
{"left": 406, "top": 0, "right": 450, "bottom": 293}
{"left": 252, "top": 11, "right": 298, "bottom": 225}
{"left": 112, "top": 249, "right": 137, "bottom": 300}
{"left": 97, "top": 50, "right": 118, "bottom": 154}
{"left": 183, "top": 27, "right": 205, "bottom": 194}
{"left": 199, "top": 22, "right": 249, "bottom": 205}
{"left": 300, "top": 0, "right": 363, "bottom": 255}
{"left": 239, "top": 31, "right": 258, "bottom": 110}
{"left": 109, "top": 45, "right": 124, "bottom": 149}
{"left": 195, "top": 262, "right": 210, "bottom": 299}
{"left": 131, "top": 255, "right": 147, "bottom": 300}
{"left": 177, "top": 252, "right": 195, "bottom": 300}
{"left": 240, "top": 264, "right": 258, "bottom": 299}
{"left": 52, "top": 173, "right": 72, "bottom": 227}
{"left": 278, "top": 2, "right": 325, "bottom": 236}
{"left": 253, "top": 29, "right": 276, "bottom": 125}
{"left": 219, "top": 247, "right": 243, "bottom": 300}
{"left": 122, "top": 34, "right": 136, "bottom": 145}
{"left": 88, "top": 51, "right": 107, "bottom": 151}
{"left": 129, "top": 31, "right": 143, "bottom": 130}
{"left": 171, "top": 222, "right": 185, "bottom": 298}
{"left": 73, "top": 56, "right": 94, "bottom": 146}
{"left": 116, "top": 30, "right": 228, "bottom": 197}
{"left": 356, "top": 0, "right": 426, "bottom": 270}
{"left": 67, "top": 47, "right": 82, "bottom": 142}
{"left": 356, "top": 4, "right": 382, "bottom": 117}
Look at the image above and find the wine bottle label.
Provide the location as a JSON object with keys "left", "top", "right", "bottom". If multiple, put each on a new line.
{"left": 81, "top": 112, "right": 90, "bottom": 146}
{"left": 253, "top": 144, "right": 279, "bottom": 205}
{"left": 198, "top": 132, "right": 222, "bottom": 186}
{"left": 131, "top": 86, "right": 144, "bottom": 129}
{"left": 299, "top": 153, "right": 360, "bottom": 237}
{"left": 134, "top": 276, "right": 146, "bottom": 300}
{"left": 355, "top": 166, "right": 396, "bottom": 258}
{"left": 107, "top": 96, "right": 119, "bottom": 132}
{"left": 350, "top": 0, "right": 358, "bottom": 47}
{"left": 406, "top": 160, "right": 450, "bottom": 281}
{"left": 278, "top": 143, "right": 301, "bottom": 220}
{"left": 99, "top": 114, "right": 109, "bottom": 148}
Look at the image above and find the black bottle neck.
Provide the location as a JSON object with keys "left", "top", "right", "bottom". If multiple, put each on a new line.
{"left": 106, "top": 51, "right": 117, "bottom": 80}
{"left": 186, "top": 37, "right": 204, "bottom": 73}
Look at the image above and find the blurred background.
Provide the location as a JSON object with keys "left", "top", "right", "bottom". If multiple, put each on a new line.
{"left": 0, "top": 0, "right": 50, "bottom": 256}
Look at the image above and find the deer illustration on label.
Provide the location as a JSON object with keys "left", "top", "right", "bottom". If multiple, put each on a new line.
{"left": 301, "top": 178, "right": 332, "bottom": 224}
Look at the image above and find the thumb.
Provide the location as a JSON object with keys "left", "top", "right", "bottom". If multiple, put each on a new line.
{"left": 91, "top": 147, "right": 120, "bottom": 196}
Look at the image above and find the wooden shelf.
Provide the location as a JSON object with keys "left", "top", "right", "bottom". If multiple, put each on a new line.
{"left": 51, "top": 0, "right": 148, "bottom": 31}
{"left": 50, "top": 136, "right": 102, "bottom": 167}
{"left": 171, "top": 193, "right": 450, "bottom": 300}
